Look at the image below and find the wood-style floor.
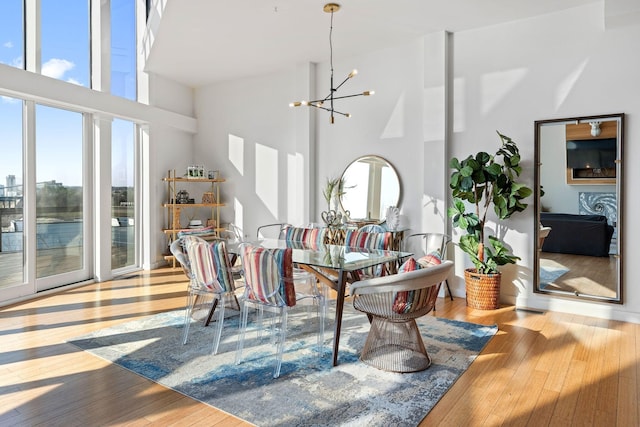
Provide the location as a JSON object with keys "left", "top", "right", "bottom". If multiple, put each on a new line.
{"left": 1, "top": 267, "right": 638, "bottom": 426}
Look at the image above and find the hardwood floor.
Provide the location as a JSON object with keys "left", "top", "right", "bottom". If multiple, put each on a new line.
{"left": 1, "top": 267, "right": 638, "bottom": 426}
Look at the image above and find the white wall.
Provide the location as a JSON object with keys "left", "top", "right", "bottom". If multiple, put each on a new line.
{"left": 451, "top": 3, "right": 640, "bottom": 322}
{"left": 192, "top": 3, "right": 640, "bottom": 322}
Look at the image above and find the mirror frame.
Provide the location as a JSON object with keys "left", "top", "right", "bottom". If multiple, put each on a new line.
{"left": 534, "top": 113, "right": 624, "bottom": 303}
{"left": 338, "top": 155, "right": 402, "bottom": 223}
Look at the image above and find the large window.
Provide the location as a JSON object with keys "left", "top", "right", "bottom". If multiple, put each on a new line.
{"left": 0, "top": 96, "right": 24, "bottom": 289}
{"left": 111, "top": 0, "right": 137, "bottom": 100}
{"left": 112, "top": 119, "right": 136, "bottom": 269}
{"left": 0, "top": 0, "right": 23, "bottom": 69}
{"left": 41, "top": 0, "right": 89, "bottom": 86}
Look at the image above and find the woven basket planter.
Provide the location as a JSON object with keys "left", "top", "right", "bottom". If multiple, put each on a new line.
{"left": 464, "top": 268, "right": 501, "bottom": 310}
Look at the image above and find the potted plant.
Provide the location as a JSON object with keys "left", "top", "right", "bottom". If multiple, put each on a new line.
{"left": 448, "top": 132, "right": 533, "bottom": 309}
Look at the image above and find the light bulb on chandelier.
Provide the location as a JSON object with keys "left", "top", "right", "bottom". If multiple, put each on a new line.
{"left": 289, "top": 3, "right": 374, "bottom": 123}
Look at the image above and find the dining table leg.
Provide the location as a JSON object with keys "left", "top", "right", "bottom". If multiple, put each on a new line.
{"left": 332, "top": 269, "right": 347, "bottom": 366}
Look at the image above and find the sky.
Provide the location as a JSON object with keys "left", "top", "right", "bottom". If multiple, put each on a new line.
{"left": 0, "top": 0, "right": 135, "bottom": 189}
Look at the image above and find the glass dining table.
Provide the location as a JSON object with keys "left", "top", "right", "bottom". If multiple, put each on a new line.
{"left": 252, "top": 238, "right": 413, "bottom": 366}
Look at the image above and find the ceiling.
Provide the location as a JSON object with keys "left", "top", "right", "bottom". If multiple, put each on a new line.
{"left": 144, "top": 0, "right": 597, "bottom": 88}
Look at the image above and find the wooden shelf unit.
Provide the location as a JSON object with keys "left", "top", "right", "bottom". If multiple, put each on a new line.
{"left": 162, "top": 169, "right": 226, "bottom": 265}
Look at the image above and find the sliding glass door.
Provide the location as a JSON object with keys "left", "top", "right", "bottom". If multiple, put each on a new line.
{"left": 35, "top": 104, "right": 90, "bottom": 290}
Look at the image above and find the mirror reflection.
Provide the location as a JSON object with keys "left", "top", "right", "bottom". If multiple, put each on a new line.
{"left": 535, "top": 113, "right": 623, "bottom": 302}
{"left": 339, "top": 155, "right": 401, "bottom": 222}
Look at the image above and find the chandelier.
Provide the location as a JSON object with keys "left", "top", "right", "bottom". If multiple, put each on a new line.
{"left": 289, "top": 3, "right": 374, "bottom": 124}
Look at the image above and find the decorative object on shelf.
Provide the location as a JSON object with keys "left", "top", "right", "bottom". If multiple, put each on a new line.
{"left": 385, "top": 206, "right": 400, "bottom": 231}
{"left": 207, "top": 170, "right": 218, "bottom": 179}
{"left": 448, "top": 132, "right": 532, "bottom": 309}
{"left": 187, "top": 165, "right": 205, "bottom": 179}
{"left": 201, "top": 192, "right": 215, "bottom": 204}
{"left": 289, "top": 3, "right": 374, "bottom": 124}
{"left": 176, "top": 189, "right": 190, "bottom": 204}
{"left": 188, "top": 219, "right": 203, "bottom": 229}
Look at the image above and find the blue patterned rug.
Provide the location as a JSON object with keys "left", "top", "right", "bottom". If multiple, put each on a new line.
{"left": 69, "top": 302, "right": 497, "bottom": 426}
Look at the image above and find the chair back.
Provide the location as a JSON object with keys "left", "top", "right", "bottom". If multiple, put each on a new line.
{"left": 240, "top": 244, "right": 296, "bottom": 307}
{"left": 183, "top": 236, "right": 236, "bottom": 293}
{"left": 282, "top": 225, "right": 328, "bottom": 249}
{"left": 351, "top": 260, "right": 454, "bottom": 316}
{"left": 404, "top": 233, "right": 450, "bottom": 259}
{"left": 344, "top": 229, "right": 393, "bottom": 278}
{"left": 256, "top": 223, "right": 290, "bottom": 239}
{"left": 344, "top": 229, "right": 392, "bottom": 251}
{"left": 359, "top": 224, "right": 387, "bottom": 233}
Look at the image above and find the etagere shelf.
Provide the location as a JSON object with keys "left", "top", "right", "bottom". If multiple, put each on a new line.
{"left": 162, "top": 169, "right": 226, "bottom": 265}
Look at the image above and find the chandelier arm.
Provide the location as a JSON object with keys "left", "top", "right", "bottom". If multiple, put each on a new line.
{"left": 333, "top": 75, "right": 353, "bottom": 92}
{"left": 329, "top": 93, "right": 367, "bottom": 101}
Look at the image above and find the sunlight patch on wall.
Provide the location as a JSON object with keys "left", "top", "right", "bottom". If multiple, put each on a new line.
{"left": 481, "top": 68, "right": 527, "bottom": 114}
{"left": 228, "top": 134, "right": 244, "bottom": 175}
{"left": 287, "top": 153, "right": 304, "bottom": 226}
{"left": 423, "top": 85, "right": 445, "bottom": 142}
{"left": 255, "top": 143, "right": 278, "bottom": 218}
{"left": 453, "top": 78, "right": 466, "bottom": 133}
{"left": 381, "top": 92, "right": 405, "bottom": 139}
{"left": 555, "top": 59, "right": 588, "bottom": 111}
{"left": 234, "top": 198, "right": 244, "bottom": 239}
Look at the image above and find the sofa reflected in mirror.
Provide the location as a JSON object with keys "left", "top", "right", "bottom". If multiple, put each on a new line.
{"left": 534, "top": 113, "right": 623, "bottom": 302}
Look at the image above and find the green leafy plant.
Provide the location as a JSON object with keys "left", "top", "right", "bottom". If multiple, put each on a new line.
{"left": 448, "top": 132, "right": 533, "bottom": 274}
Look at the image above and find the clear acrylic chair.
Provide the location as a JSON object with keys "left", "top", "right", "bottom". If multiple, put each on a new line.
{"left": 170, "top": 236, "right": 240, "bottom": 354}
{"left": 351, "top": 260, "right": 453, "bottom": 372}
{"left": 235, "top": 243, "right": 325, "bottom": 378}
{"left": 256, "top": 223, "right": 290, "bottom": 239}
{"left": 403, "top": 233, "right": 453, "bottom": 300}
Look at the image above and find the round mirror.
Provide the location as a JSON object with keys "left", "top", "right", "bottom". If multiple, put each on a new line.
{"left": 339, "top": 155, "right": 401, "bottom": 222}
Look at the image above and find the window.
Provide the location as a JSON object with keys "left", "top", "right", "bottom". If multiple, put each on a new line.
{"left": 111, "top": 0, "right": 137, "bottom": 100}
{"left": 112, "top": 118, "right": 136, "bottom": 269}
{"left": 0, "top": 96, "right": 24, "bottom": 289}
{"left": 41, "top": 0, "right": 89, "bottom": 86}
{"left": 0, "top": 0, "right": 24, "bottom": 69}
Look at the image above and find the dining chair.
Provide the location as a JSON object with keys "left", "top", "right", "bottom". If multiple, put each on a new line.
{"left": 256, "top": 223, "right": 290, "bottom": 239}
{"left": 344, "top": 229, "right": 393, "bottom": 280}
{"left": 170, "top": 236, "right": 240, "bottom": 355}
{"left": 235, "top": 243, "right": 325, "bottom": 378}
{"left": 351, "top": 259, "right": 454, "bottom": 372}
{"left": 403, "top": 233, "right": 453, "bottom": 300}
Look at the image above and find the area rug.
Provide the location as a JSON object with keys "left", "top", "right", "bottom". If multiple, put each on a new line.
{"left": 69, "top": 302, "right": 497, "bottom": 426}
{"left": 540, "top": 259, "right": 570, "bottom": 286}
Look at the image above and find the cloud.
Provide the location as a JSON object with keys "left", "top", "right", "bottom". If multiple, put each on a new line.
{"left": 1, "top": 96, "right": 20, "bottom": 104}
{"left": 67, "top": 77, "right": 82, "bottom": 85}
{"left": 41, "top": 58, "right": 75, "bottom": 79}
{"left": 3, "top": 41, "right": 13, "bottom": 48}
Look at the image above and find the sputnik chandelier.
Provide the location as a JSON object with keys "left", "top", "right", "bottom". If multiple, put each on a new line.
{"left": 289, "top": 3, "right": 374, "bottom": 124}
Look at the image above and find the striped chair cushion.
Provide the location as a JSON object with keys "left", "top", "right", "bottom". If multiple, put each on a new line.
{"left": 209, "top": 240, "right": 236, "bottom": 292}
{"left": 344, "top": 230, "right": 391, "bottom": 251}
{"left": 393, "top": 252, "right": 442, "bottom": 314}
{"left": 344, "top": 230, "right": 392, "bottom": 278}
{"left": 283, "top": 226, "right": 327, "bottom": 249}
{"left": 185, "top": 237, "right": 224, "bottom": 292}
{"left": 241, "top": 245, "right": 296, "bottom": 307}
